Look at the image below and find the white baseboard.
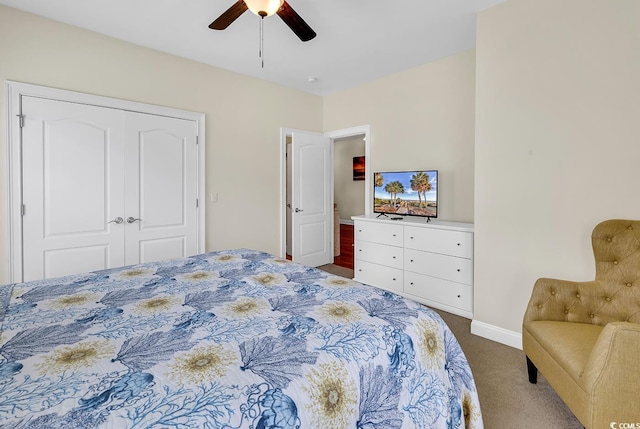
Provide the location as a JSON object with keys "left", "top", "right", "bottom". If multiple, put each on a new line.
{"left": 471, "top": 319, "right": 523, "bottom": 350}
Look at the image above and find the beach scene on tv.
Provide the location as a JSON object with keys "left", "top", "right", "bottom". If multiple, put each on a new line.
{"left": 374, "top": 170, "right": 438, "bottom": 217}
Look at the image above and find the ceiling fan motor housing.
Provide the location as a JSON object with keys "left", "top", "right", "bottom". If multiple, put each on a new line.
{"left": 210, "top": 0, "right": 316, "bottom": 42}
{"left": 245, "top": 0, "right": 284, "bottom": 17}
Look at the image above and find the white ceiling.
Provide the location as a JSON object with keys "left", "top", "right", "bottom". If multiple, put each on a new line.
{"left": 0, "top": 0, "right": 506, "bottom": 96}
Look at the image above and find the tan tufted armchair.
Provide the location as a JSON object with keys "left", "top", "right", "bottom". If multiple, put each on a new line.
{"left": 523, "top": 219, "right": 640, "bottom": 429}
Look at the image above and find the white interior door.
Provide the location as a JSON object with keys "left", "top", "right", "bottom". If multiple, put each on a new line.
{"left": 286, "top": 141, "right": 292, "bottom": 255}
{"left": 291, "top": 131, "right": 332, "bottom": 267}
{"left": 124, "top": 112, "right": 199, "bottom": 265}
{"left": 21, "top": 97, "right": 126, "bottom": 281}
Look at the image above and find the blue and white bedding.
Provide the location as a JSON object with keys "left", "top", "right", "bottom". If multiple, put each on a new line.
{"left": 0, "top": 249, "right": 483, "bottom": 428}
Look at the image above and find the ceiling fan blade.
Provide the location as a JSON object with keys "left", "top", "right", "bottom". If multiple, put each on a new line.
{"left": 209, "top": 0, "right": 248, "bottom": 30}
{"left": 276, "top": 1, "right": 316, "bottom": 42}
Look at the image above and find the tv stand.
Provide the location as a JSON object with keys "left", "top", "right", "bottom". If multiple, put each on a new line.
{"left": 376, "top": 212, "right": 390, "bottom": 218}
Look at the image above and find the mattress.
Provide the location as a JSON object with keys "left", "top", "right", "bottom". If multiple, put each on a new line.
{"left": 0, "top": 249, "right": 483, "bottom": 428}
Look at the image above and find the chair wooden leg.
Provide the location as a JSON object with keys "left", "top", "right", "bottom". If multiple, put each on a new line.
{"left": 526, "top": 356, "right": 538, "bottom": 384}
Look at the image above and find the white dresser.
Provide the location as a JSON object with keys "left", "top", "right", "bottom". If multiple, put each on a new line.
{"left": 352, "top": 215, "right": 474, "bottom": 318}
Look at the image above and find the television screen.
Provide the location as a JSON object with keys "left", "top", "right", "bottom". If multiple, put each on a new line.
{"left": 373, "top": 170, "right": 438, "bottom": 218}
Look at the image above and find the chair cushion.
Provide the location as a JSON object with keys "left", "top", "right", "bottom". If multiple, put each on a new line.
{"left": 524, "top": 320, "right": 603, "bottom": 382}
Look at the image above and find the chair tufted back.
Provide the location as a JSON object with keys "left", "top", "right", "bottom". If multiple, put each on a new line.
{"left": 588, "top": 219, "right": 640, "bottom": 325}
{"left": 524, "top": 220, "right": 640, "bottom": 326}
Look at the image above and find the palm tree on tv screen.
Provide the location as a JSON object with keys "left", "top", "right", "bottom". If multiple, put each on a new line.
{"left": 410, "top": 172, "right": 426, "bottom": 208}
{"left": 374, "top": 172, "right": 384, "bottom": 188}
{"left": 422, "top": 175, "right": 433, "bottom": 207}
{"left": 411, "top": 171, "right": 432, "bottom": 208}
{"left": 384, "top": 181, "right": 405, "bottom": 208}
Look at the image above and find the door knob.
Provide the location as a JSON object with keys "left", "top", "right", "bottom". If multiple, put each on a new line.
{"left": 127, "top": 217, "right": 142, "bottom": 223}
{"left": 108, "top": 217, "right": 123, "bottom": 224}
{"left": 295, "top": 208, "right": 304, "bottom": 213}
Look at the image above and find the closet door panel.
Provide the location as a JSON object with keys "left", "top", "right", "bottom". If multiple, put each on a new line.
{"left": 140, "top": 133, "right": 185, "bottom": 227}
{"left": 21, "top": 97, "right": 126, "bottom": 281}
{"left": 44, "top": 120, "right": 107, "bottom": 234}
{"left": 124, "top": 112, "right": 198, "bottom": 265}
{"left": 44, "top": 246, "right": 109, "bottom": 279}
{"left": 139, "top": 236, "right": 186, "bottom": 263}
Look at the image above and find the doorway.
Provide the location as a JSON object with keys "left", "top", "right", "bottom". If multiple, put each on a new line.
{"left": 332, "top": 134, "right": 367, "bottom": 270}
{"left": 280, "top": 125, "right": 371, "bottom": 267}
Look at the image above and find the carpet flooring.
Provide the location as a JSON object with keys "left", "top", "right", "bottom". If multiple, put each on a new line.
{"left": 316, "top": 263, "right": 583, "bottom": 429}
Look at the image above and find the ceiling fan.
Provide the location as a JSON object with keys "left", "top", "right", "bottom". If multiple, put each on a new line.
{"left": 209, "top": 0, "right": 317, "bottom": 42}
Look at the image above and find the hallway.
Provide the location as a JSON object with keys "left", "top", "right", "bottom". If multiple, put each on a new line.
{"left": 334, "top": 223, "right": 354, "bottom": 270}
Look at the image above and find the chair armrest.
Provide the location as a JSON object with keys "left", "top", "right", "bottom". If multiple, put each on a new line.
{"left": 581, "top": 322, "right": 640, "bottom": 424}
{"left": 523, "top": 277, "right": 602, "bottom": 324}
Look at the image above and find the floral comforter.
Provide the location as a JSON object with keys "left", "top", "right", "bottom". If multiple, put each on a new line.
{"left": 0, "top": 249, "right": 483, "bottom": 428}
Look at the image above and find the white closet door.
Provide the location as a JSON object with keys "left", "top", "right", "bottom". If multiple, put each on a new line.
{"left": 123, "top": 112, "right": 199, "bottom": 265}
{"left": 21, "top": 97, "right": 126, "bottom": 281}
{"left": 291, "top": 131, "right": 333, "bottom": 267}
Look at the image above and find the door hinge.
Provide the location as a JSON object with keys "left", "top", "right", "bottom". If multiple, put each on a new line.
{"left": 21, "top": 204, "right": 26, "bottom": 216}
{"left": 17, "top": 114, "right": 25, "bottom": 128}
{"left": 196, "top": 198, "right": 199, "bottom": 208}
{"left": 196, "top": 136, "right": 199, "bottom": 145}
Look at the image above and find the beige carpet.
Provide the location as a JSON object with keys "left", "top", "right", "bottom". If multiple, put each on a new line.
{"left": 436, "top": 310, "right": 582, "bottom": 429}
{"left": 317, "top": 263, "right": 354, "bottom": 278}
{"left": 316, "top": 264, "right": 583, "bottom": 429}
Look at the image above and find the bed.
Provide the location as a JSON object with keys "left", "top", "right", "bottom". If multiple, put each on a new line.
{"left": 0, "top": 249, "right": 483, "bottom": 428}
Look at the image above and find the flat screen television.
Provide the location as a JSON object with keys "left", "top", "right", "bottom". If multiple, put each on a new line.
{"left": 373, "top": 170, "right": 438, "bottom": 219}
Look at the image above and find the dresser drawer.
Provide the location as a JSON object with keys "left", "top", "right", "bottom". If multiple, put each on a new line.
{"left": 355, "top": 260, "right": 403, "bottom": 294}
{"left": 355, "top": 221, "right": 403, "bottom": 247}
{"left": 404, "top": 271, "right": 472, "bottom": 312}
{"left": 404, "top": 226, "right": 472, "bottom": 258}
{"left": 404, "top": 248, "right": 472, "bottom": 285}
{"left": 355, "top": 240, "right": 403, "bottom": 269}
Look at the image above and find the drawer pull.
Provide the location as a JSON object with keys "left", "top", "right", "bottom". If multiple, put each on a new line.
{"left": 358, "top": 269, "right": 362, "bottom": 272}
{"left": 457, "top": 243, "right": 461, "bottom": 246}
{"left": 392, "top": 256, "right": 396, "bottom": 259}
{"left": 392, "top": 234, "right": 396, "bottom": 237}
{"left": 457, "top": 295, "right": 461, "bottom": 298}
{"left": 410, "top": 236, "right": 414, "bottom": 239}
{"left": 392, "top": 278, "right": 396, "bottom": 281}
{"left": 410, "top": 282, "right": 414, "bottom": 285}
{"left": 410, "top": 259, "right": 414, "bottom": 263}
{"left": 457, "top": 269, "right": 461, "bottom": 272}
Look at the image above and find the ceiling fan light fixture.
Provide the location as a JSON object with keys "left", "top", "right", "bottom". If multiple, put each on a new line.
{"left": 244, "top": 0, "right": 284, "bottom": 17}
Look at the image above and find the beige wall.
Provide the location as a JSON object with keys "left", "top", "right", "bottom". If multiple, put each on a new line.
{"left": 324, "top": 50, "right": 476, "bottom": 223}
{"left": 0, "top": 5, "right": 323, "bottom": 284}
{"left": 333, "top": 136, "right": 366, "bottom": 221}
{"left": 474, "top": 0, "right": 640, "bottom": 335}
